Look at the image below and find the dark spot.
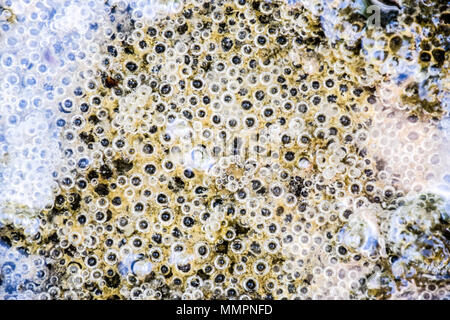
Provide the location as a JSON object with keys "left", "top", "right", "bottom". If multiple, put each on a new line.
{"left": 288, "top": 176, "right": 305, "bottom": 197}
{"left": 70, "top": 193, "right": 82, "bottom": 211}
{"left": 432, "top": 49, "right": 445, "bottom": 66}
{"left": 104, "top": 273, "right": 121, "bottom": 289}
{"left": 221, "top": 37, "right": 233, "bottom": 51}
{"left": 88, "top": 115, "right": 100, "bottom": 125}
{"left": 102, "top": 75, "right": 118, "bottom": 88}
{"left": 234, "top": 224, "right": 250, "bottom": 236}
{"left": 113, "top": 158, "right": 133, "bottom": 174}
{"left": 215, "top": 241, "right": 229, "bottom": 254}
{"left": 99, "top": 165, "right": 113, "bottom": 179}
{"left": 177, "top": 23, "right": 188, "bottom": 34}
{"left": 87, "top": 170, "right": 99, "bottom": 181}
{"left": 125, "top": 61, "right": 138, "bottom": 72}
{"left": 419, "top": 51, "right": 431, "bottom": 62}
{"left": 79, "top": 132, "right": 95, "bottom": 144}
{"left": 376, "top": 159, "right": 386, "bottom": 171}
{"left": 94, "top": 183, "right": 109, "bottom": 196}
{"left": 173, "top": 176, "right": 185, "bottom": 188}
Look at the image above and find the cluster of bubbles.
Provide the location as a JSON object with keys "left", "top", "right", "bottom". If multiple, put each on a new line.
{"left": 0, "top": 0, "right": 449, "bottom": 300}
{"left": 0, "top": 0, "right": 111, "bottom": 212}
{"left": 367, "top": 100, "right": 449, "bottom": 194}
{"left": 0, "top": 237, "right": 52, "bottom": 299}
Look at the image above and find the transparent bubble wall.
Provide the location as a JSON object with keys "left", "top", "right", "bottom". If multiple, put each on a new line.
{"left": 0, "top": 0, "right": 448, "bottom": 299}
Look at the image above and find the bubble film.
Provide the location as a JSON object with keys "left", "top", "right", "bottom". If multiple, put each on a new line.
{"left": 0, "top": 0, "right": 449, "bottom": 300}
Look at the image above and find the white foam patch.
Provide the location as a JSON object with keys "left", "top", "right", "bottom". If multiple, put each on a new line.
{"left": 0, "top": 111, "right": 59, "bottom": 210}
